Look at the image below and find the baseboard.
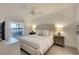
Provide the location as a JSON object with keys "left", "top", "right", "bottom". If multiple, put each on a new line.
{"left": 65, "top": 44, "right": 77, "bottom": 49}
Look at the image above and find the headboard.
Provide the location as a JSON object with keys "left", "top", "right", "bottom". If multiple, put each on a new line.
{"left": 36, "top": 24, "right": 55, "bottom": 37}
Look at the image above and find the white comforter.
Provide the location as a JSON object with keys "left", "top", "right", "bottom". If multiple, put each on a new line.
{"left": 19, "top": 35, "right": 54, "bottom": 53}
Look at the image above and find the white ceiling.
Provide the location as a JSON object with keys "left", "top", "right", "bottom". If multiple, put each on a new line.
{"left": 0, "top": 3, "right": 76, "bottom": 27}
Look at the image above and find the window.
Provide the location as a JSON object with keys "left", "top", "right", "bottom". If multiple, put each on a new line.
{"left": 10, "top": 22, "right": 24, "bottom": 37}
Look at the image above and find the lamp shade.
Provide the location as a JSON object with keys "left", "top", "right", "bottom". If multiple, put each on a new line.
{"left": 56, "top": 27, "right": 62, "bottom": 32}
{"left": 55, "top": 26, "right": 63, "bottom": 36}
{"left": 31, "top": 25, "right": 36, "bottom": 32}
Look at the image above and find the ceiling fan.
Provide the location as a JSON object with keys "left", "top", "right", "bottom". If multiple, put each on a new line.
{"left": 30, "top": 7, "right": 42, "bottom": 15}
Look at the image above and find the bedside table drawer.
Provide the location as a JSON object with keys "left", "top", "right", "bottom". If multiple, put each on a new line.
{"left": 54, "top": 36, "right": 64, "bottom": 47}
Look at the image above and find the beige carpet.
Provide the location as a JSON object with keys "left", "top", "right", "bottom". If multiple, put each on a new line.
{"left": 20, "top": 45, "right": 78, "bottom": 55}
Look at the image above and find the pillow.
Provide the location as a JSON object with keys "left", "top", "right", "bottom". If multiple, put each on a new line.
{"left": 36, "top": 30, "right": 54, "bottom": 38}
{"left": 42, "top": 30, "right": 49, "bottom": 36}
{"left": 42, "top": 30, "right": 53, "bottom": 38}
{"left": 36, "top": 30, "right": 42, "bottom": 36}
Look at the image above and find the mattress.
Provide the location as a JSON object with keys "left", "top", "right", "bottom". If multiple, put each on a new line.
{"left": 19, "top": 35, "right": 54, "bottom": 54}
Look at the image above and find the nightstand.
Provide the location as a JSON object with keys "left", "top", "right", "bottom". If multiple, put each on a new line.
{"left": 53, "top": 35, "right": 64, "bottom": 47}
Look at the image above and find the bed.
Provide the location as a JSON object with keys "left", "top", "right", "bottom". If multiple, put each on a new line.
{"left": 19, "top": 29, "right": 54, "bottom": 55}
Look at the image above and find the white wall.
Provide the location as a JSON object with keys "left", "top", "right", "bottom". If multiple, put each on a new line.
{"left": 63, "top": 22, "right": 77, "bottom": 48}
{"left": 23, "top": 24, "right": 30, "bottom": 35}
{"left": 76, "top": 21, "right": 79, "bottom": 52}
{"left": 5, "top": 20, "right": 11, "bottom": 39}
{"left": 76, "top": 4, "right": 79, "bottom": 51}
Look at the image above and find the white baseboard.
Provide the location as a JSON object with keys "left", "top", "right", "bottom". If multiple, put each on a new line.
{"left": 65, "top": 44, "right": 77, "bottom": 49}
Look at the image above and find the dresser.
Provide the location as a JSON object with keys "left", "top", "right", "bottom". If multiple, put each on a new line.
{"left": 0, "top": 37, "right": 20, "bottom": 55}
{"left": 53, "top": 35, "right": 64, "bottom": 47}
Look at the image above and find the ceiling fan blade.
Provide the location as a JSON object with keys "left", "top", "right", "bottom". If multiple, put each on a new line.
{"left": 30, "top": 7, "right": 43, "bottom": 15}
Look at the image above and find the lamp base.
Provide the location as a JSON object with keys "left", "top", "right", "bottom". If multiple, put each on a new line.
{"left": 58, "top": 32, "right": 61, "bottom": 36}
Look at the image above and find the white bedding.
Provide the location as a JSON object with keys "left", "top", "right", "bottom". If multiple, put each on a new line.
{"left": 19, "top": 35, "right": 54, "bottom": 54}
